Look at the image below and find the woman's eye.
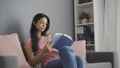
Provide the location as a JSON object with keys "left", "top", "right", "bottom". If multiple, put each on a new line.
{"left": 41, "top": 22, "right": 47, "bottom": 25}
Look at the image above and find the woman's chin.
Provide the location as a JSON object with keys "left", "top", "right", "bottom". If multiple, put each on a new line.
{"left": 41, "top": 29, "right": 45, "bottom": 32}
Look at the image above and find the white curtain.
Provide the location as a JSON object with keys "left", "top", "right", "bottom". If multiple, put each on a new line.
{"left": 93, "top": 0, "right": 105, "bottom": 51}
{"left": 104, "top": 0, "right": 119, "bottom": 68}
{"left": 94, "top": 0, "right": 117, "bottom": 51}
{"left": 104, "top": 0, "right": 117, "bottom": 52}
{"left": 94, "top": 0, "right": 120, "bottom": 68}
{"left": 116, "top": 0, "right": 120, "bottom": 68}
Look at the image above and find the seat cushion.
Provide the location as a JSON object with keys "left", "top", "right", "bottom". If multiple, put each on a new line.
{"left": 86, "top": 62, "right": 112, "bottom": 68}
{"left": 0, "top": 33, "right": 31, "bottom": 68}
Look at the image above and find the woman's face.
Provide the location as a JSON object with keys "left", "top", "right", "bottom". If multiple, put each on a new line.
{"left": 35, "top": 17, "right": 48, "bottom": 32}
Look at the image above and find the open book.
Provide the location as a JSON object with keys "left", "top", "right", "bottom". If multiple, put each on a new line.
{"left": 51, "top": 33, "right": 73, "bottom": 50}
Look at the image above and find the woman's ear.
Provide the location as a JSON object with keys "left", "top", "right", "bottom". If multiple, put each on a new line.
{"left": 33, "top": 22, "right": 36, "bottom": 27}
{"left": 33, "top": 21, "right": 35, "bottom": 25}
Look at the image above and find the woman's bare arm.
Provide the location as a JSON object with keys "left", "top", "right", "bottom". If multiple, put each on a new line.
{"left": 24, "top": 42, "right": 52, "bottom": 66}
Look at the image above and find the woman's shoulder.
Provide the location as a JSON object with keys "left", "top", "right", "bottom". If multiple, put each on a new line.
{"left": 24, "top": 37, "right": 32, "bottom": 45}
{"left": 45, "top": 34, "right": 52, "bottom": 41}
{"left": 46, "top": 34, "right": 52, "bottom": 36}
{"left": 46, "top": 34, "right": 52, "bottom": 38}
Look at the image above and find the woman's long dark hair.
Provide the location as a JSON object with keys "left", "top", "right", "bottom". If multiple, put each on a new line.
{"left": 30, "top": 13, "right": 50, "bottom": 52}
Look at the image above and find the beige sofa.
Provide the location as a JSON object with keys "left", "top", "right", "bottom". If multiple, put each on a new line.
{"left": 0, "top": 33, "right": 114, "bottom": 68}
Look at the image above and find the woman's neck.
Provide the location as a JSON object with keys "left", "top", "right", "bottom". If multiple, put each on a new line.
{"left": 37, "top": 32, "right": 42, "bottom": 40}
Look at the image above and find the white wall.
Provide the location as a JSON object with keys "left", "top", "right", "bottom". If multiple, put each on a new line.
{"left": 0, "top": 0, "right": 74, "bottom": 42}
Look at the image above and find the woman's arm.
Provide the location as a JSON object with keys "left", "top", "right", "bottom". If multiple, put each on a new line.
{"left": 24, "top": 41, "right": 52, "bottom": 66}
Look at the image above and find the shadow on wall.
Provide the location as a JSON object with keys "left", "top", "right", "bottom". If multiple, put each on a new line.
{"left": 4, "top": 20, "right": 24, "bottom": 43}
{"left": 3, "top": 19, "right": 28, "bottom": 61}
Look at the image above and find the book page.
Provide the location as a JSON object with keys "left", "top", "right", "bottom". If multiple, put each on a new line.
{"left": 63, "top": 34, "right": 73, "bottom": 40}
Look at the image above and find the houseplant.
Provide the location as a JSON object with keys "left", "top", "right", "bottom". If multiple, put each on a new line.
{"left": 79, "top": 12, "right": 90, "bottom": 24}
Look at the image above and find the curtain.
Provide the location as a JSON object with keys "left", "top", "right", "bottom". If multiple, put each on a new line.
{"left": 116, "top": 0, "right": 120, "bottom": 68}
{"left": 94, "top": 0, "right": 119, "bottom": 68}
{"left": 93, "top": 0, "right": 105, "bottom": 51}
{"left": 104, "top": 0, "right": 117, "bottom": 51}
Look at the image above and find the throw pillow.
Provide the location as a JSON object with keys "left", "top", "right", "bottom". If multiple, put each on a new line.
{"left": 0, "top": 33, "right": 31, "bottom": 68}
{"left": 71, "top": 40, "right": 88, "bottom": 63}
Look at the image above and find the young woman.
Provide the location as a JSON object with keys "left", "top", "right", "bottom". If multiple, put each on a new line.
{"left": 24, "top": 13, "right": 85, "bottom": 68}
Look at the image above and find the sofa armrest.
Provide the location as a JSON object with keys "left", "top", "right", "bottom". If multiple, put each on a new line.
{"left": 86, "top": 52, "right": 114, "bottom": 68}
{"left": 0, "top": 56, "right": 18, "bottom": 68}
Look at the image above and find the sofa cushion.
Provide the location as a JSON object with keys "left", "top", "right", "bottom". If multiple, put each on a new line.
{"left": 71, "top": 40, "right": 87, "bottom": 63}
{"left": 86, "top": 62, "right": 112, "bottom": 68}
{"left": 0, "top": 33, "right": 31, "bottom": 68}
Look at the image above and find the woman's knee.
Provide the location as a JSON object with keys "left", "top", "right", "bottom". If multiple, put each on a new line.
{"left": 59, "top": 46, "right": 74, "bottom": 55}
{"left": 76, "top": 55, "right": 85, "bottom": 68}
{"left": 76, "top": 55, "right": 85, "bottom": 63}
{"left": 60, "top": 46, "right": 72, "bottom": 52}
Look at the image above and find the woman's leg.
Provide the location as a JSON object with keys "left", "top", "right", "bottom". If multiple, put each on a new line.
{"left": 46, "top": 59, "right": 62, "bottom": 68}
{"left": 46, "top": 46, "right": 77, "bottom": 68}
{"left": 59, "top": 46, "right": 77, "bottom": 68}
{"left": 46, "top": 46, "right": 85, "bottom": 68}
{"left": 76, "top": 55, "right": 85, "bottom": 68}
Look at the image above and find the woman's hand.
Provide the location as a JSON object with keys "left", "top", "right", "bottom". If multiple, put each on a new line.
{"left": 42, "top": 41, "right": 53, "bottom": 53}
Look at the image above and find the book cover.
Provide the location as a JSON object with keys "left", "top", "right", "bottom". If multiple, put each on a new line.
{"left": 51, "top": 33, "right": 73, "bottom": 50}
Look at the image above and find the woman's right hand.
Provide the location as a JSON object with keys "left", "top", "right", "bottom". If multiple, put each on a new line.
{"left": 42, "top": 42, "right": 53, "bottom": 53}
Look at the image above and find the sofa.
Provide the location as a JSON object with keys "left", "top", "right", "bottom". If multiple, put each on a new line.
{"left": 0, "top": 33, "right": 114, "bottom": 68}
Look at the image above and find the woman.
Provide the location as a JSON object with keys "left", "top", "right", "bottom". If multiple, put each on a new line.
{"left": 24, "top": 13, "right": 85, "bottom": 68}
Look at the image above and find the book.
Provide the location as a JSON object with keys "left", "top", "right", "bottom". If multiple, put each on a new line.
{"left": 51, "top": 33, "right": 73, "bottom": 50}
